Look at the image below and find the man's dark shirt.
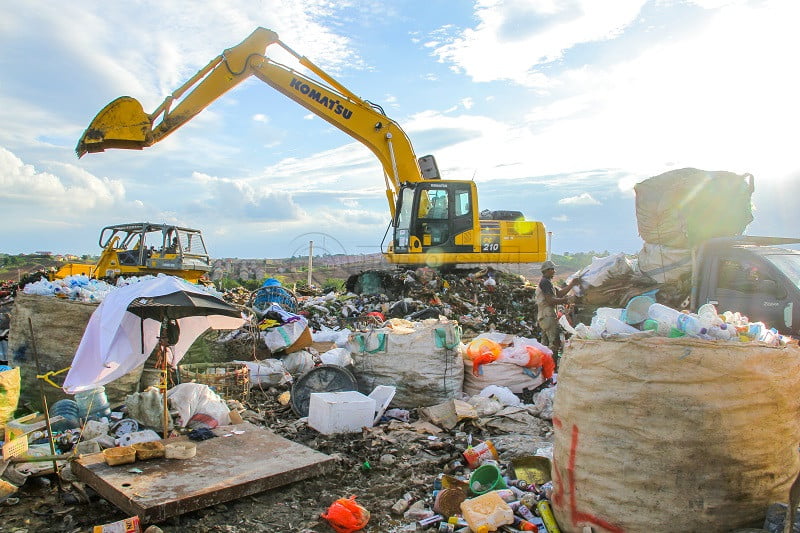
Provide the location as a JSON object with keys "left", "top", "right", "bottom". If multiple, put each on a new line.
{"left": 539, "top": 276, "right": 555, "bottom": 297}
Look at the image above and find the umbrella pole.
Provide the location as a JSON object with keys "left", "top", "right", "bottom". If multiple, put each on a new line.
{"left": 161, "top": 347, "right": 169, "bottom": 440}
{"left": 27, "top": 318, "right": 64, "bottom": 493}
{"left": 159, "top": 342, "right": 169, "bottom": 439}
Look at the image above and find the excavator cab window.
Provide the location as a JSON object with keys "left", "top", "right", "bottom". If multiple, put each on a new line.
{"left": 423, "top": 189, "right": 449, "bottom": 220}
{"left": 455, "top": 189, "right": 471, "bottom": 218}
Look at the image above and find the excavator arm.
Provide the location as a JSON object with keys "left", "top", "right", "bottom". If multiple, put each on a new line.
{"left": 76, "top": 27, "right": 424, "bottom": 218}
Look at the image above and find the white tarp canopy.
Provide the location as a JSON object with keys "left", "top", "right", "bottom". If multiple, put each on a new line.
{"left": 63, "top": 275, "right": 244, "bottom": 394}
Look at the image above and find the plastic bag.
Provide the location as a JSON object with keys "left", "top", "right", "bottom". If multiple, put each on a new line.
{"left": 167, "top": 383, "right": 230, "bottom": 428}
{"left": 234, "top": 359, "right": 291, "bottom": 387}
{"left": 282, "top": 350, "right": 314, "bottom": 375}
{"left": 478, "top": 385, "right": 522, "bottom": 407}
{"left": 467, "top": 338, "right": 502, "bottom": 377}
{"left": 499, "top": 345, "right": 545, "bottom": 368}
{"left": 321, "top": 495, "right": 370, "bottom": 533}
{"left": 320, "top": 348, "right": 354, "bottom": 367}
{"left": 261, "top": 319, "right": 309, "bottom": 352}
{"left": 0, "top": 367, "right": 20, "bottom": 429}
{"left": 540, "top": 351, "right": 555, "bottom": 379}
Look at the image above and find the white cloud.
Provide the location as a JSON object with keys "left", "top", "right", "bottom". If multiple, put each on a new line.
{"left": 553, "top": 214, "right": 570, "bottom": 222}
{"left": 461, "top": 97, "right": 474, "bottom": 110}
{"left": 558, "top": 193, "right": 600, "bottom": 206}
{"left": 431, "top": 0, "right": 646, "bottom": 86}
{"left": 252, "top": 114, "right": 269, "bottom": 123}
{"left": 189, "top": 171, "right": 305, "bottom": 222}
{"left": 0, "top": 147, "right": 126, "bottom": 210}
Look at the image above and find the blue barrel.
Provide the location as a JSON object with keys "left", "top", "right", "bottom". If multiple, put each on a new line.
{"left": 74, "top": 386, "right": 111, "bottom": 419}
{"left": 50, "top": 399, "right": 81, "bottom": 431}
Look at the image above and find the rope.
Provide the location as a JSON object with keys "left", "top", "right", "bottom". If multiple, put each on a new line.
{"left": 36, "top": 366, "right": 70, "bottom": 389}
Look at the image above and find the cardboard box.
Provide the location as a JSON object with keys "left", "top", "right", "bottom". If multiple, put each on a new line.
{"left": 308, "top": 391, "right": 376, "bottom": 435}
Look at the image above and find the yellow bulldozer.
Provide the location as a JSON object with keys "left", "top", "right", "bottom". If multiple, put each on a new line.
{"left": 49, "top": 222, "right": 212, "bottom": 283}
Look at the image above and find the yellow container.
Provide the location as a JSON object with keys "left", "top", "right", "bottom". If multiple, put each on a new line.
{"left": 164, "top": 441, "right": 196, "bottom": 460}
{"left": 102, "top": 446, "right": 136, "bottom": 466}
{"left": 460, "top": 491, "right": 514, "bottom": 533}
{"left": 132, "top": 441, "right": 165, "bottom": 461}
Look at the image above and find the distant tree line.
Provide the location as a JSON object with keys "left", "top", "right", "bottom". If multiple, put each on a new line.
{"left": 552, "top": 251, "right": 615, "bottom": 271}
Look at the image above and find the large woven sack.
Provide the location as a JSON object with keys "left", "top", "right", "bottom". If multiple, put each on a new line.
{"left": 636, "top": 242, "right": 691, "bottom": 284}
{"left": 634, "top": 168, "right": 753, "bottom": 248}
{"left": 462, "top": 359, "right": 544, "bottom": 396}
{"left": 347, "top": 320, "right": 463, "bottom": 408}
{"left": 9, "top": 294, "right": 143, "bottom": 408}
{"left": 552, "top": 337, "right": 800, "bottom": 533}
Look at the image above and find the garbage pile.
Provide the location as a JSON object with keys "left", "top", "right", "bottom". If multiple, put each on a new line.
{"left": 292, "top": 267, "right": 540, "bottom": 338}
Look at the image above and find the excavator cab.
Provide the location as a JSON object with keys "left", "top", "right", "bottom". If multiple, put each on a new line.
{"left": 391, "top": 181, "right": 478, "bottom": 264}
{"left": 49, "top": 223, "right": 212, "bottom": 283}
{"left": 389, "top": 178, "right": 547, "bottom": 267}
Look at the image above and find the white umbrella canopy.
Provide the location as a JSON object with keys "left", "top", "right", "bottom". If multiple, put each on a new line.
{"left": 63, "top": 275, "right": 244, "bottom": 394}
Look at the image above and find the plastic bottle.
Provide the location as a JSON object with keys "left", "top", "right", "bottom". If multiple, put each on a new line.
{"left": 758, "top": 327, "right": 781, "bottom": 346}
{"left": 676, "top": 313, "right": 708, "bottom": 337}
{"left": 705, "top": 323, "right": 733, "bottom": 340}
{"left": 647, "top": 303, "right": 707, "bottom": 337}
{"left": 697, "top": 303, "right": 724, "bottom": 327}
{"left": 602, "top": 316, "right": 641, "bottom": 335}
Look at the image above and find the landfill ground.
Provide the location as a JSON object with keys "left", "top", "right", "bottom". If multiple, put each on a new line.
{"left": 0, "top": 385, "right": 554, "bottom": 533}
{"left": 1, "top": 267, "right": 557, "bottom": 533}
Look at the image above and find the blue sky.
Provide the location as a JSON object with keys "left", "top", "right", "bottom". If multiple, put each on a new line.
{"left": 1, "top": 0, "right": 798, "bottom": 259}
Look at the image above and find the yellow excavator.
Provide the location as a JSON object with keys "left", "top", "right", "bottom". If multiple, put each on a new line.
{"left": 48, "top": 222, "right": 212, "bottom": 283}
{"left": 76, "top": 27, "right": 546, "bottom": 267}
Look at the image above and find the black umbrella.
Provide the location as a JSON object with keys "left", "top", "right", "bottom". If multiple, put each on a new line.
{"left": 127, "top": 290, "right": 242, "bottom": 321}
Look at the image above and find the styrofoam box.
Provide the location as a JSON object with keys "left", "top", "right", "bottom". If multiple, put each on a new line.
{"left": 308, "top": 391, "right": 376, "bottom": 435}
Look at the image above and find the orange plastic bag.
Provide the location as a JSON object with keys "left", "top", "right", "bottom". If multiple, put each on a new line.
{"left": 540, "top": 351, "right": 555, "bottom": 379}
{"left": 467, "top": 338, "right": 502, "bottom": 376}
{"left": 524, "top": 346, "right": 544, "bottom": 368}
{"left": 321, "top": 495, "right": 370, "bottom": 533}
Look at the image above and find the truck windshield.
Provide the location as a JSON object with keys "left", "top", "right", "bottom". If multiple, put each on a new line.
{"left": 764, "top": 254, "right": 800, "bottom": 289}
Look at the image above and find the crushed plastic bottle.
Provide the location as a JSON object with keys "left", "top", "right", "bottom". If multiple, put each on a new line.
{"left": 705, "top": 324, "right": 733, "bottom": 340}
{"left": 697, "top": 303, "right": 724, "bottom": 327}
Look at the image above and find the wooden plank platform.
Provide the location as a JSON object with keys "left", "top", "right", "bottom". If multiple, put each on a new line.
{"left": 72, "top": 422, "right": 335, "bottom": 524}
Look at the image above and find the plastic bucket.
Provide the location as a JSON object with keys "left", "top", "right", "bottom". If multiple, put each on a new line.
{"left": 50, "top": 399, "right": 81, "bottom": 431}
{"left": 624, "top": 295, "right": 656, "bottom": 325}
{"left": 469, "top": 463, "right": 507, "bottom": 495}
{"left": 75, "top": 386, "right": 111, "bottom": 419}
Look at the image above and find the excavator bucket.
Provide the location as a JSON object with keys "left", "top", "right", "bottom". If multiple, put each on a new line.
{"left": 76, "top": 96, "right": 153, "bottom": 158}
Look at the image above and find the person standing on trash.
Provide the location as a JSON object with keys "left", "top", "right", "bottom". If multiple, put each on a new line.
{"left": 535, "top": 260, "right": 579, "bottom": 357}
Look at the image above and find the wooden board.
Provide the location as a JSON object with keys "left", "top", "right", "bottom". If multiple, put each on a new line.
{"left": 73, "top": 422, "right": 334, "bottom": 523}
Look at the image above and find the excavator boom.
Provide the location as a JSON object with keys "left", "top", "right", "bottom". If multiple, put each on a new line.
{"left": 76, "top": 27, "right": 423, "bottom": 216}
